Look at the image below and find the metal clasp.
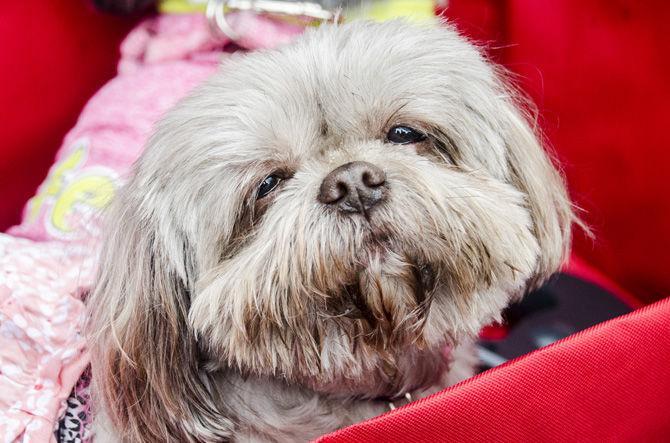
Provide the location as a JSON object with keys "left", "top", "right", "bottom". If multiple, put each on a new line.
{"left": 206, "top": 0, "right": 339, "bottom": 41}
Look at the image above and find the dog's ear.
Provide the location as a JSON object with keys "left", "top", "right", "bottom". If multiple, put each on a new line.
{"left": 428, "top": 24, "right": 576, "bottom": 290}
{"left": 87, "top": 185, "right": 232, "bottom": 442}
{"left": 495, "top": 87, "right": 576, "bottom": 289}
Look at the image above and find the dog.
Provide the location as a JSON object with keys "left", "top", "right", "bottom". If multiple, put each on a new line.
{"left": 87, "top": 19, "right": 575, "bottom": 442}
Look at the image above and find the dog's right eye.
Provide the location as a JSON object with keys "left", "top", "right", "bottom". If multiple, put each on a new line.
{"left": 387, "top": 125, "right": 427, "bottom": 145}
{"left": 257, "top": 175, "right": 282, "bottom": 199}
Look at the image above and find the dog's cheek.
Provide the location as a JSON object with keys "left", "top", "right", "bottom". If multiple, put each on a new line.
{"left": 380, "top": 168, "right": 540, "bottom": 341}
{"left": 188, "top": 187, "right": 363, "bottom": 375}
{"left": 433, "top": 205, "right": 538, "bottom": 342}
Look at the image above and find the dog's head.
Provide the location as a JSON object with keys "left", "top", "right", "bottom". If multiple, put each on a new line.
{"left": 88, "top": 21, "right": 574, "bottom": 441}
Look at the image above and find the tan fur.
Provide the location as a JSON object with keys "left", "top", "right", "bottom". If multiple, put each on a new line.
{"left": 87, "top": 20, "right": 575, "bottom": 442}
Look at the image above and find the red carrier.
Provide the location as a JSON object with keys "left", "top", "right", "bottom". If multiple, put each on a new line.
{"left": 1, "top": 1, "right": 668, "bottom": 441}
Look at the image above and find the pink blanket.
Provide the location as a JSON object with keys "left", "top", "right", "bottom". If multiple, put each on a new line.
{"left": 0, "top": 13, "right": 299, "bottom": 442}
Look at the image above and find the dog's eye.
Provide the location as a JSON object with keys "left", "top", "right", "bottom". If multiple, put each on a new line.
{"left": 387, "top": 125, "right": 427, "bottom": 145}
{"left": 257, "top": 175, "right": 282, "bottom": 199}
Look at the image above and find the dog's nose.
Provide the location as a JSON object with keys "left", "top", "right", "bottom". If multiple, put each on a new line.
{"left": 318, "top": 161, "right": 387, "bottom": 213}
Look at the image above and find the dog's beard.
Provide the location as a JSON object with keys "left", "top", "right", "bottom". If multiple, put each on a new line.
{"left": 189, "top": 145, "right": 540, "bottom": 397}
{"left": 327, "top": 247, "right": 435, "bottom": 349}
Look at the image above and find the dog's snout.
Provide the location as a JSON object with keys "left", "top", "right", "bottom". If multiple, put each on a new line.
{"left": 318, "top": 161, "right": 387, "bottom": 213}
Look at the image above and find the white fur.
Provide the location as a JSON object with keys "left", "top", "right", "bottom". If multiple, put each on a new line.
{"left": 87, "top": 20, "right": 574, "bottom": 442}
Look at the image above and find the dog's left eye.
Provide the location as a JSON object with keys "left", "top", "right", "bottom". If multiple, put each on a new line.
{"left": 387, "top": 125, "right": 427, "bottom": 145}
{"left": 257, "top": 175, "right": 282, "bottom": 199}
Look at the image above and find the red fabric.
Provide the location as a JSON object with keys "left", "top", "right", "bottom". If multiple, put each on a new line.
{"left": 318, "top": 294, "right": 670, "bottom": 442}
{"left": 0, "top": 1, "right": 136, "bottom": 231}
{"left": 443, "top": 1, "right": 670, "bottom": 302}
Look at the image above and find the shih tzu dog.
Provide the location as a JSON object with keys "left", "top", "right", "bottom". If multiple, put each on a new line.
{"left": 87, "top": 20, "right": 574, "bottom": 442}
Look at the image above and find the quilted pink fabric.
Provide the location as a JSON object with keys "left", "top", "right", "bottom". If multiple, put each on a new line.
{"left": 0, "top": 13, "right": 299, "bottom": 442}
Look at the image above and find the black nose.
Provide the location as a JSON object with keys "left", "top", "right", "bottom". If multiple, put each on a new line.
{"left": 318, "top": 161, "right": 387, "bottom": 213}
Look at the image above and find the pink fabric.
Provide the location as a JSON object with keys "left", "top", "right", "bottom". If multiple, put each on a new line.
{"left": 0, "top": 237, "right": 93, "bottom": 442}
{"left": 0, "top": 13, "right": 298, "bottom": 442}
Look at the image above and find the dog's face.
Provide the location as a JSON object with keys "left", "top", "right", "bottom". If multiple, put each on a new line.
{"left": 89, "top": 21, "right": 573, "bottom": 440}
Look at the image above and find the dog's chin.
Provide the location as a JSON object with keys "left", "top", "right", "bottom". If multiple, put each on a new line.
{"left": 305, "top": 255, "right": 445, "bottom": 399}
{"left": 331, "top": 241, "right": 437, "bottom": 340}
{"left": 330, "top": 224, "right": 436, "bottom": 324}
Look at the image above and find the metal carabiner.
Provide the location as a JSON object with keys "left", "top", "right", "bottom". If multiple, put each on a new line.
{"left": 206, "top": 0, "right": 340, "bottom": 42}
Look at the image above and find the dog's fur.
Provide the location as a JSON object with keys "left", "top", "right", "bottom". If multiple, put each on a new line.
{"left": 87, "top": 20, "right": 575, "bottom": 442}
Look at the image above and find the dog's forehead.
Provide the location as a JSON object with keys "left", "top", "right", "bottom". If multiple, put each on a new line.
{"left": 217, "top": 21, "right": 474, "bottom": 158}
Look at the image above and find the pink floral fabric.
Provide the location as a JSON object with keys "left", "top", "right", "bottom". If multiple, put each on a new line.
{"left": 0, "top": 237, "right": 93, "bottom": 442}
{"left": 1, "top": 12, "right": 299, "bottom": 442}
